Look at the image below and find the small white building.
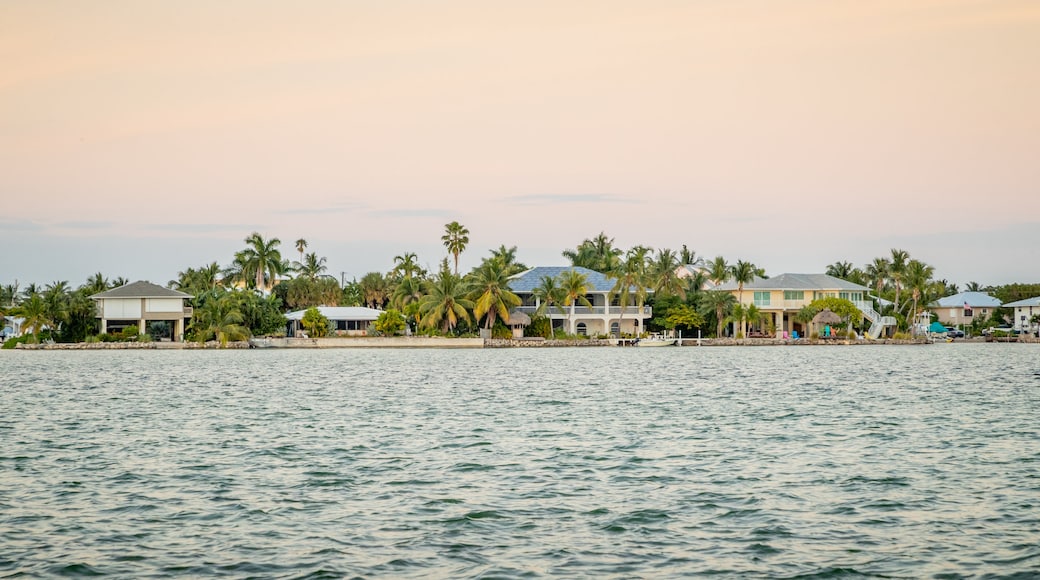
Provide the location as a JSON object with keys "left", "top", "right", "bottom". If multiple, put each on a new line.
{"left": 1003, "top": 296, "right": 1040, "bottom": 335}
{"left": 90, "top": 281, "right": 193, "bottom": 340}
{"left": 285, "top": 306, "right": 383, "bottom": 337}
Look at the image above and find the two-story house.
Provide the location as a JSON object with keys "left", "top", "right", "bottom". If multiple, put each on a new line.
{"left": 90, "top": 280, "right": 193, "bottom": 341}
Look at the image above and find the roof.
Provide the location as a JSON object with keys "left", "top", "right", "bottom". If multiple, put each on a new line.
{"left": 506, "top": 310, "right": 531, "bottom": 326}
{"left": 90, "top": 280, "right": 191, "bottom": 300}
{"left": 932, "top": 292, "right": 1002, "bottom": 308}
{"left": 717, "top": 273, "right": 868, "bottom": 292}
{"left": 1003, "top": 296, "right": 1040, "bottom": 308}
{"left": 812, "top": 308, "right": 843, "bottom": 324}
{"left": 285, "top": 306, "right": 383, "bottom": 321}
{"left": 508, "top": 266, "right": 617, "bottom": 293}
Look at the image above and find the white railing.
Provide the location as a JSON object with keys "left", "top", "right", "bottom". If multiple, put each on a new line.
{"left": 514, "top": 305, "right": 652, "bottom": 317}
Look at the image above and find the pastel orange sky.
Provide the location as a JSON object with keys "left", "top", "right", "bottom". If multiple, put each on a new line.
{"left": 2, "top": 1, "right": 1038, "bottom": 287}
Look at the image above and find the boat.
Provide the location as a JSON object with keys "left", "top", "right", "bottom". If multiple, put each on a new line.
{"left": 635, "top": 333, "right": 678, "bottom": 347}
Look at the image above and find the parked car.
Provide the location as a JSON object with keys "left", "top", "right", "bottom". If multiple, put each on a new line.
{"left": 944, "top": 327, "right": 965, "bottom": 338}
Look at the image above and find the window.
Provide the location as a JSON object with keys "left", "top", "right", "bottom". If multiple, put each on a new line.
{"left": 964, "top": 308, "right": 973, "bottom": 317}
{"left": 754, "top": 292, "right": 770, "bottom": 306}
{"left": 576, "top": 322, "right": 588, "bottom": 336}
{"left": 839, "top": 292, "right": 862, "bottom": 301}
{"left": 610, "top": 322, "right": 620, "bottom": 336}
{"left": 784, "top": 291, "right": 804, "bottom": 301}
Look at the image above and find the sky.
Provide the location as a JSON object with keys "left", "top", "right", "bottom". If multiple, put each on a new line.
{"left": 2, "top": 0, "right": 1038, "bottom": 290}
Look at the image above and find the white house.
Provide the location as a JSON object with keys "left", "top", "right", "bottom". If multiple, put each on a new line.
{"left": 1003, "top": 296, "right": 1040, "bottom": 335}
{"left": 285, "top": 306, "right": 383, "bottom": 337}
{"left": 90, "top": 281, "right": 193, "bottom": 340}
{"left": 508, "top": 266, "right": 650, "bottom": 336}
{"left": 930, "top": 291, "right": 1002, "bottom": 327}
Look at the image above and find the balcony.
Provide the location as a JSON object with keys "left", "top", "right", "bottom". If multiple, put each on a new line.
{"left": 514, "top": 305, "right": 651, "bottom": 317}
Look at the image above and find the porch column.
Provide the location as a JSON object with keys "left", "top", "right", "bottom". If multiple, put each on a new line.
{"left": 775, "top": 312, "right": 783, "bottom": 337}
{"left": 101, "top": 318, "right": 108, "bottom": 334}
{"left": 174, "top": 318, "right": 184, "bottom": 341}
{"left": 139, "top": 319, "right": 146, "bottom": 334}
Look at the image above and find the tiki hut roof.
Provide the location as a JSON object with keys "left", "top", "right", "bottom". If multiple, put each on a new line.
{"left": 506, "top": 310, "right": 531, "bottom": 326}
{"left": 812, "top": 308, "right": 843, "bottom": 325}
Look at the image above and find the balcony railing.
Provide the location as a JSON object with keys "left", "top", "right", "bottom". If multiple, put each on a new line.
{"left": 514, "top": 305, "right": 651, "bottom": 317}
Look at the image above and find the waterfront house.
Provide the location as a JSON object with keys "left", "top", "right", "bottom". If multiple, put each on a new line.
{"left": 1002, "top": 296, "right": 1040, "bottom": 335}
{"left": 508, "top": 266, "right": 650, "bottom": 336}
{"left": 90, "top": 281, "right": 193, "bottom": 341}
{"left": 930, "top": 291, "right": 1002, "bottom": 327}
{"left": 285, "top": 306, "right": 383, "bottom": 337}
{"left": 715, "top": 273, "right": 890, "bottom": 338}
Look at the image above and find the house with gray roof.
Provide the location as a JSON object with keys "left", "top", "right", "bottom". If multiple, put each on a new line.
{"left": 996, "top": 296, "right": 1037, "bottom": 334}
{"left": 90, "top": 281, "right": 193, "bottom": 340}
{"left": 716, "top": 273, "right": 893, "bottom": 338}
{"left": 930, "top": 291, "right": 1002, "bottom": 327}
{"left": 508, "top": 266, "right": 650, "bottom": 336}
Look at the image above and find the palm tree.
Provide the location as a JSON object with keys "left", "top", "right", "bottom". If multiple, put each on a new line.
{"left": 559, "top": 269, "right": 593, "bottom": 335}
{"left": 562, "top": 232, "right": 622, "bottom": 273}
{"left": 826, "top": 261, "right": 855, "bottom": 280}
{"left": 965, "top": 281, "right": 982, "bottom": 292}
{"left": 468, "top": 261, "right": 522, "bottom": 330}
{"left": 392, "top": 252, "right": 423, "bottom": 279}
{"left": 16, "top": 294, "right": 50, "bottom": 343}
{"left": 532, "top": 275, "right": 565, "bottom": 339}
{"left": 708, "top": 256, "right": 730, "bottom": 287}
{"left": 650, "top": 248, "right": 684, "bottom": 299}
{"left": 487, "top": 245, "right": 527, "bottom": 276}
{"left": 905, "top": 259, "right": 936, "bottom": 333}
{"left": 43, "top": 281, "right": 70, "bottom": 337}
{"left": 195, "top": 293, "right": 250, "bottom": 347}
{"left": 1, "top": 281, "right": 19, "bottom": 308}
{"left": 418, "top": 270, "right": 473, "bottom": 333}
{"left": 358, "top": 272, "right": 389, "bottom": 309}
{"left": 610, "top": 247, "right": 650, "bottom": 335}
{"left": 295, "top": 253, "right": 328, "bottom": 281}
{"left": 864, "top": 257, "right": 890, "bottom": 310}
{"left": 238, "top": 232, "right": 284, "bottom": 293}
{"left": 442, "top": 221, "right": 470, "bottom": 275}
{"left": 391, "top": 276, "right": 424, "bottom": 311}
{"left": 730, "top": 260, "right": 757, "bottom": 337}
{"left": 295, "top": 238, "right": 308, "bottom": 265}
{"left": 679, "top": 244, "right": 700, "bottom": 267}
{"left": 889, "top": 248, "right": 910, "bottom": 314}
{"left": 84, "top": 273, "right": 109, "bottom": 295}
{"left": 701, "top": 289, "right": 736, "bottom": 338}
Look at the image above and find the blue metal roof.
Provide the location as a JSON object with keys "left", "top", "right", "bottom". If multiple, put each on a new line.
{"left": 717, "top": 273, "right": 868, "bottom": 292}
{"left": 508, "top": 266, "right": 616, "bottom": 293}
{"left": 932, "top": 291, "right": 1002, "bottom": 308}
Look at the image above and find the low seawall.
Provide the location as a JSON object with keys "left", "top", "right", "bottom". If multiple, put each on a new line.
{"left": 250, "top": 337, "right": 485, "bottom": 348}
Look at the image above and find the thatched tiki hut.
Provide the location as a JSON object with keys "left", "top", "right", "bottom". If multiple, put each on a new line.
{"left": 506, "top": 310, "right": 531, "bottom": 339}
{"left": 811, "top": 308, "right": 843, "bottom": 338}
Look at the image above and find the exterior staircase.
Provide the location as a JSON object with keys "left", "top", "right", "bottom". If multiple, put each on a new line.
{"left": 855, "top": 301, "right": 896, "bottom": 339}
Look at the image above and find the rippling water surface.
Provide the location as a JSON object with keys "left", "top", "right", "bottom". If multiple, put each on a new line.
{"left": 2, "top": 344, "right": 1038, "bottom": 578}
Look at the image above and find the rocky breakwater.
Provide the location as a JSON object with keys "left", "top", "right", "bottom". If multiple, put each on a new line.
{"left": 484, "top": 337, "right": 614, "bottom": 348}
{"left": 15, "top": 341, "right": 249, "bottom": 350}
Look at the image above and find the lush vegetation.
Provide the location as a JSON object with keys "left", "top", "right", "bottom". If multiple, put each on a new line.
{"left": 3, "top": 228, "right": 1035, "bottom": 348}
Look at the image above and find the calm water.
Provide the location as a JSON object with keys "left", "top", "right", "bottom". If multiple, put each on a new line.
{"left": 1, "top": 344, "right": 1038, "bottom": 578}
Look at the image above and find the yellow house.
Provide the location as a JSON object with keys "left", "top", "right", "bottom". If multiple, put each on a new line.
{"left": 716, "top": 273, "right": 893, "bottom": 338}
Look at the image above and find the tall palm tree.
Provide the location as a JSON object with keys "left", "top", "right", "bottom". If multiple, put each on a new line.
{"left": 562, "top": 232, "right": 622, "bottom": 273}
{"left": 391, "top": 276, "right": 424, "bottom": 311}
{"left": 419, "top": 270, "right": 473, "bottom": 333}
{"left": 650, "top": 248, "right": 684, "bottom": 299}
{"left": 295, "top": 238, "right": 308, "bottom": 265}
{"left": 889, "top": 248, "right": 910, "bottom": 314}
{"left": 730, "top": 260, "right": 757, "bottom": 337}
{"left": 610, "top": 247, "right": 650, "bottom": 335}
{"left": 864, "top": 257, "right": 890, "bottom": 310}
{"left": 238, "top": 232, "right": 284, "bottom": 293}
{"left": 43, "top": 281, "right": 70, "bottom": 336}
{"left": 487, "top": 245, "right": 527, "bottom": 276}
{"left": 965, "top": 281, "right": 982, "bottom": 292}
{"left": 679, "top": 244, "right": 699, "bottom": 267}
{"left": 905, "top": 259, "right": 936, "bottom": 332}
{"left": 295, "top": 253, "right": 328, "bottom": 281}
{"left": 392, "top": 252, "right": 423, "bottom": 279}
{"left": 1, "top": 282, "right": 19, "bottom": 308}
{"left": 468, "top": 261, "right": 521, "bottom": 330}
{"left": 532, "top": 275, "right": 565, "bottom": 339}
{"left": 84, "top": 273, "right": 109, "bottom": 296}
{"left": 708, "top": 256, "right": 730, "bottom": 287}
{"left": 701, "top": 289, "right": 736, "bottom": 338}
{"left": 559, "top": 269, "right": 593, "bottom": 335}
{"left": 442, "top": 221, "right": 470, "bottom": 275}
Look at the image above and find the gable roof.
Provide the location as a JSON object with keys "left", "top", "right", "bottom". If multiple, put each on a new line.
{"left": 285, "top": 306, "right": 383, "bottom": 321}
{"left": 508, "top": 266, "right": 617, "bottom": 293}
{"left": 932, "top": 291, "right": 1002, "bottom": 308}
{"left": 1003, "top": 296, "right": 1040, "bottom": 308}
{"left": 716, "top": 273, "right": 868, "bottom": 292}
{"left": 90, "top": 280, "right": 191, "bottom": 300}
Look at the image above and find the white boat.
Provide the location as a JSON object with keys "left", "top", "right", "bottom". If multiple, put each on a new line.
{"left": 635, "top": 334, "right": 678, "bottom": 347}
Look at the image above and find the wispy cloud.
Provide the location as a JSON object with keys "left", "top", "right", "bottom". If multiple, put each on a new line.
{"left": 369, "top": 208, "right": 455, "bottom": 218}
{"left": 504, "top": 194, "right": 641, "bottom": 206}
{"left": 53, "top": 220, "right": 117, "bottom": 230}
{"left": 279, "top": 202, "right": 368, "bottom": 216}
{"left": 0, "top": 219, "right": 44, "bottom": 232}
{"left": 149, "top": 223, "right": 259, "bottom": 234}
